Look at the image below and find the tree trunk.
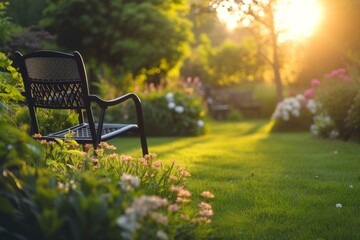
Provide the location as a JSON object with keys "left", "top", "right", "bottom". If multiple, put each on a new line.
{"left": 272, "top": 33, "right": 283, "bottom": 102}
{"left": 269, "top": 6, "right": 283, "bottom": 102}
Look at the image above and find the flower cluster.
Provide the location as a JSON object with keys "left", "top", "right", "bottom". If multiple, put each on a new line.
{"left": 165, "top": 92, "right": 205, "bottom": 129}
{"left": 139, "top": 90, "right": 206, "bottom": 136}
{"left": 305, "top": 68, "right": 358, "bottom": 139}
{"left": 272, "top": 67, "right": 360, "bottom": 137}
{"left": 271, "top": 94, "right": 314, "bottom": 131}
{"left": 310, "top": 114, "right": 338, "bottom": 138}
{"left": 117, "top": 195, "right": 169, "bottom": 239}
{"left": 272, "top": 94, "right": 303, "bottom": 121}
{"left": 166, "top": 92, "right": 184, "bottom": 113}
{"left": 21, "top": 139, "right": 215, "bottom": 240}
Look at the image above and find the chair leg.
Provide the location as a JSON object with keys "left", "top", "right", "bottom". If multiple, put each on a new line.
{"left": 139, "top": 127, "right": 149, "bottom": 156}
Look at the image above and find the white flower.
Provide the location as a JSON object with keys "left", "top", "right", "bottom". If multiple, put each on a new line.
{"left": 175, "top": 106, "right": 184, "bottom": 113}
{"left": 156, "top": 230, "right": 169, "bottom": 240}
{"left": 295, "top": 94, "right": 305, "bottom": 101}
{"left": 116, "top": 195, "right": 169, "bottom": 238}
{"left": 306, "top": 99, "right": 317, "bottom": 114}
{"left": 336, "top": 203, "right": 342, "bottom": 208}
{"left": 329, "top": 130, "right": 339, "bottom": 139}
{"left": 165, "top": 92, "right": 174, "bottom": 101}
{"left": 310, "top": 124, "right": 318, "bottom": 135}
{"left": 116, "top": 215, "right": 138, "bottom": 233}
{"left": 120, "top": 173, "right": 140, "bottom": 191}
{"left": 292, "top": 109, "right": 300, "bottom": 117}
{"left": 197, "top": 120, "right": 204, "bottom": 128}
{"left": 324, "top": 116, "right": 332, "bottom": 124}
{"left": 349, "top": 184, "right": 354, "bottom": 189}
{"left": 168, "top": 102, "right": 176, "bottom": 109}
{"left": 282, "top": 111, "right": 290, "bottom": 121}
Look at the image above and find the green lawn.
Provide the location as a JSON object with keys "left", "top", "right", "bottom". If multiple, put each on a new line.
{"left": 110, "top": 120, "right": 360, "bottom": 240}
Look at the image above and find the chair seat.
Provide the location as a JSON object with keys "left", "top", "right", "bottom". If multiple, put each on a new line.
{"left": 43, "top": 123, "right": 138, "bottom": 143}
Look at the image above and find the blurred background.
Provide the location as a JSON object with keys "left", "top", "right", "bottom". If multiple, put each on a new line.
{"left": 2, "top": 0, "right": 360, "bottom": 136}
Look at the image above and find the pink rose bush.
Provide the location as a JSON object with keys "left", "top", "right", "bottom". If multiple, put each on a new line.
{"left": 272, "top": 68, "right": 360, "bottom": 139}
{"left": 272, "top": 67, "right": 360, "bottom": 139}
{"left": 308, "top": 68, "right": 359, "bottom": 139}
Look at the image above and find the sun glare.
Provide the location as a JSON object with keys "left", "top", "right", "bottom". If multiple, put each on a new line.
{"left": 213, "top": 0, "right": 322, "bottom": 42}
{"left": 274, "top": 0, "right": 322, "bottom": 42}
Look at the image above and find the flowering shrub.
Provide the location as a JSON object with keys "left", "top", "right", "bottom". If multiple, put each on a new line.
{"left": 271, "top": 94, "right": 314, "bottom": 131}
{"left": 106, "top": 85, "right": 206, "bottom": 136}
{"left": 140, "top": 90, "right": 206, "bottom": 136}
{"left": 345, "top": 92, "right": 360, "bottom": 140}
{"left": 272, "top": 67, "right": 360, "bottom": 138}
{"left": 307, "top": 68, "right": 359, "bottom": 139}
{"left": 0, "top": 136, "right": 215, "bottom": 240}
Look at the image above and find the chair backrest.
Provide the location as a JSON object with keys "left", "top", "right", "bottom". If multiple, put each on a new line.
{"left": 14, "top": 50, "right": 90, "bottom": 109}
{"left": 14, "top": 50, "right": 95, "bottom": 134}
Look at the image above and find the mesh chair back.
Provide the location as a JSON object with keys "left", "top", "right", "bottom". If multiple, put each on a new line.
{"left": 22, "top": 52, "right": 87, "bottom": 109}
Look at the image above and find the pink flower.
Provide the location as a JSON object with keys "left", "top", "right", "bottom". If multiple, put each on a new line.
{"left": 337, "top": 68, "right": 346, "bottom": 73}
{"left": 199, "top": 209, "right": 214, "bottom": 217}
{"left": 168, "top": 204, "right": 180, "bottom": 212}
{"left": 340, "top": 75, "right": 351, "bottom": 82}
{"left": 304, "top": 89, "right": 314, "bottom": 99}
{"left": 324, "top": 68, "right": 347, "bottom": 79}
{"left": 311, "top": 79, "right": 320, "bottom": 87}
{"left": 200, "top": 191, "right": 215, "bottom": 199}
{"left": 177, "top": 189, "right": 192, "bottom": 197}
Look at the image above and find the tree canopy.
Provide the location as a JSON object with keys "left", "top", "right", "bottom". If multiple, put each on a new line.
{"left": 41, "top": 0, "right": 193, "bottom": 81}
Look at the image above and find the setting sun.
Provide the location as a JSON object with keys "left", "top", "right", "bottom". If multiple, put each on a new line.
{"left": 213, "top": 0, "right": 322, "bottom": 42}
{"left": 274, "top": 0, "right": 322, "bottom": 42}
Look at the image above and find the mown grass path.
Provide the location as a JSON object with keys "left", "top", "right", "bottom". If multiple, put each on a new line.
{"left": 111, "top": 120, "right": 360, "bottom": 240}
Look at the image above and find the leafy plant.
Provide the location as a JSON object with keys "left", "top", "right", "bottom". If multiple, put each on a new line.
{"left": 309, "top": 68, "right": 359, "bottom": 139}
{"left": 0, "top": 139, "right": 214, "bottom": 240}
{"left": 105, "top": 85, "right": 207, "bottom": 137}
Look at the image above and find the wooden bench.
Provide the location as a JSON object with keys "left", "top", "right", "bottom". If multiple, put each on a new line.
{"left": 207, "top": 88, "right": 261, "bottom": 119}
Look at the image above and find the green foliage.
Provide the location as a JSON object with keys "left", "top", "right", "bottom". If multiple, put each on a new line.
{"left": 208, "top": 39, "right": 262, "bottom": 86}
{"left": 97, "top": 76, "right": 207, "bottom": 137}
{"left": 0, "top": 51, "right": 43, "bottom": 173}
{"left": 0, "top": 51, "right": 27, "bottom": 127}
{"left": 6, "top": 0, "right": 47, "bottom": 26}
{"left": 0, "top": 2, "right": 18, "bottom": 51}
{"left": 0, "top": 52, "right": 23, "bottom": 104}
{"left": 180, "top": 34, "right": 212, "bottom": 82}
{"left": 41, "top": 0, "right": 193, "bottom": 82}
{"left": 0, "top": 138, "right": 214, "bottom": 239}
{"left": 311, "top": 68, "right": 359, "bottom": 139}
{"left": 181, "top": 36, "right": 264, "bottom": 87}
{"left": 15, "top": 107, "right": 79, "bottom": 136}
{"left": 141, "top": 90, "right": 206, "bottom": 136}
{"left": 345, "top": 91, "right": 360, "bottom": 140}
{"left": 106, "top": 85, "right": 207, "bottom": 137}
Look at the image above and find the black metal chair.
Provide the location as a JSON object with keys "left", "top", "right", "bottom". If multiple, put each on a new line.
{"left": 14, "top": 50, "right": 148, "bottom": 156}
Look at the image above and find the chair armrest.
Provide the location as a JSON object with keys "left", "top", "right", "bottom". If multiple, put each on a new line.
{"left": 88, "top": 93, "right": 141, "bottom": 109}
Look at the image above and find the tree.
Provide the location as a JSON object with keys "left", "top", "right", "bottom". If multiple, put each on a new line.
{"left": 41, "top": 0, "right": 193, "bottom": 84}
{"left": 0, "top": 2, "right": 18, "bottom": 52}
{"left": 6, "top": 0, "right": 47, "bottom": 26}
{"left": 209, "top": 0, "right": 288, "bottom": 101}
